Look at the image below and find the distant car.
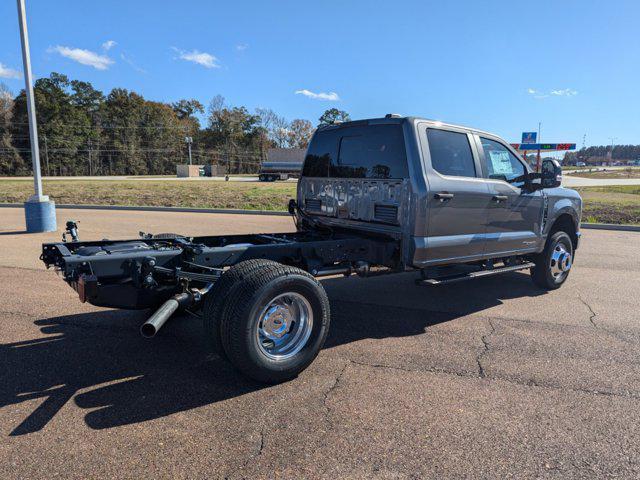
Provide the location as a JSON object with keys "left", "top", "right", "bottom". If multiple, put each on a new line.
{"left": 576, "top": 162, "right": 586, "bottom": 167}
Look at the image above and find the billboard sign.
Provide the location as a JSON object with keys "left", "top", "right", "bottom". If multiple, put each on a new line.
{"left": 521, "top": 132, "right": 537, "bottom": 144}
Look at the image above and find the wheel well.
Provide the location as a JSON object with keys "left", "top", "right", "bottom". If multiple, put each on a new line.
{"left": 549, "top": 214, "right": 577, "bottom": 249}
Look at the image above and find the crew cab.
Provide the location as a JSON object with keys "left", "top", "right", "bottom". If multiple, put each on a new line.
{"left": 41, "top": 116, "right": 582, "bottom": 383}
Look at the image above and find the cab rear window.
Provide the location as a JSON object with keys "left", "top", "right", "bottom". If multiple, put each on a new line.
{"left": 302, "top": 124, "right": 408, "bottom": 179}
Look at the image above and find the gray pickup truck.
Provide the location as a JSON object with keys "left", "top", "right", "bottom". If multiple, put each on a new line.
{"left": 41, "top": 115, "right": 582, "bottom": 383}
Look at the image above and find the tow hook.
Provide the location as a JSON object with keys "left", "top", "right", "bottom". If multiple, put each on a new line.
{"left": 62, "top": 220, "right": 80, "bottom": 242}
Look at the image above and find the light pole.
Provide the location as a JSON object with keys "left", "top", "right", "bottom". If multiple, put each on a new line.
{"left": 535, "top": 121, "right": 542, "bottom": 172}
{"left": 609, "top": 137, "right": 617, "bottom": 166}
{"left": 185, "top": 136, "right": 193, "bottom": 165}
{"left": 17, "top": 0, "right": 56, "bottom": 232}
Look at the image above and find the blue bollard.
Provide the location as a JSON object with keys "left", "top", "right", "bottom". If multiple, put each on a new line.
{"left": 24, "top": 199, "right": 57, "bottom": 233}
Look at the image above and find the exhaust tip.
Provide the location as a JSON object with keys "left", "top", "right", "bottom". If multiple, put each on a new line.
{"left": 140, "top": 323, "right": 157, "bottom": 338}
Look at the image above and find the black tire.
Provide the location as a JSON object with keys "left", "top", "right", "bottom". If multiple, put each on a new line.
{"left": 202, "top": 259, "right": 280, "bottom": 359}
{"left": 531, "top": 231, "right": 574, "bottom": 290}
{"left": 219, "top": 262, "right": 330, "bottom": 383}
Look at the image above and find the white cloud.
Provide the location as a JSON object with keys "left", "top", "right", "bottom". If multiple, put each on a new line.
{"left": 551, "top": 88, "right": 578, "bottom": 97}
{"left": 236, "top": 43, "right": 248, "bottom": 52}
{"left": 528, "top": 87, "right": 576, "bottom": 99}
{"left": 102, "top": 40, "right": 117, "bottom": 51}
{"left": 295, "top": 89, "right": 340, "bottom": 101}
{"left": 0, "top": 62, "right": 21, "bottom": 79}
{"left": 172, "top": 47, "right": 219, "bottom": 68}
{"left": 48, "top": 45, "right": 114, "bottom": 70}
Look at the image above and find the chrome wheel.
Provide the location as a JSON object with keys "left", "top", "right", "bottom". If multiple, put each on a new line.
{"left": 256, "top": 292, "right": 313, "bottom": 360}
{"left": 549, "top": 241, "right": 572, "bottom": 283}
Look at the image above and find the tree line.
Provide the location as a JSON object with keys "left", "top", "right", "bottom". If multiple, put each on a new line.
{"left": 0, "top": 74, "right": 351, "bottom": 176}
{"left": 563, "top": 145, "right": 640, "bottom": 164}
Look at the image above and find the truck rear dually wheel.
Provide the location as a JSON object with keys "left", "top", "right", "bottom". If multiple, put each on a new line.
{"left": 531, "top": 231, "right": 574, "bottom": 290}
{"left": 202, "top": 259, "right": 280, "bottom": 359}
{"left": 219, "top": 261, "right": 330, "bottom": 383}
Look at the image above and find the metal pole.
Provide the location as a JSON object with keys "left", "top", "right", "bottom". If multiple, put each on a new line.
{"left": 185, "top": 136, "right": 193, "bottom": 165}
{"left": 608, "top": 137, "right": 617, "bottom": 165}
{"left": 538, "top": 122, "right": 541, "bottom": 144}
{"left": 17, "top": 0, "right": 56, "bottom": 232}
{"left": 610, "top": 137, "right": 614, "bottom": 164}
{"left": 16, "top": 0, "right": 43, "bottom": 200}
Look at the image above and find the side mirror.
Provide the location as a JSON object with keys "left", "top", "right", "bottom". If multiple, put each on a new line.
{"left": 541, "top": 159, "right": 562, "bottom": 188}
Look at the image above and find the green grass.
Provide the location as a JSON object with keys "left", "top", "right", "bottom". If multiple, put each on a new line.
{"left": 575, "top": 185, "right": 640, "bottom": 225}
{"left": 0, "top": 179, "right": 296, "bottom": 211}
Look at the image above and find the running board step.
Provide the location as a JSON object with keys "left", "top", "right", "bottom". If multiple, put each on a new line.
{"left": 417, "top": 262, "right": 536, "bottom": 286}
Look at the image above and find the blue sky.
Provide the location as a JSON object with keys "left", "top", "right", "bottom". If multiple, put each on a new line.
{"left": 1, "top": 0, "right": 638, "bottom": 147}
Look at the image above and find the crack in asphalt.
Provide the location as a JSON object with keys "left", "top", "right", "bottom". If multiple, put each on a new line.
{"left": 0, "top": 265, "right": 45, "bottom": 272}
{"left": 0, "top": 309, "right": 37, "bottom": 318}
{"left": 344, "top": 356, "right": 640, "bottom": 402}
{"left": 349, "top": 359, "right": 475, "bottom": 380}
{"left": 577, "top": 295, "right": 598, "bottom": 328}
{"left": 476, "top": 319, "right": 495, "bottom": 378}
{"left": 322, "top": 361, "right": 350, "bottom": 427}
{"left": 228, "top": 424, "right": 266, "bottom": 480}
{"left": 332, "top": 298, "right": 640, "bottom": 336}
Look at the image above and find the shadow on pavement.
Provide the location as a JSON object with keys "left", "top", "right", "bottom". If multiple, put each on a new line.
{"left": 1, "top": 271, "right": 545, "bottom": 435}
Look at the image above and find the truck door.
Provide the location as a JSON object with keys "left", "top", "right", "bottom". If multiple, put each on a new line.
{"left": 419, "top": 125, "right": 492, "bottom": 263}
{"left": 475, "top": 136, "right": 544, "bottom": 256}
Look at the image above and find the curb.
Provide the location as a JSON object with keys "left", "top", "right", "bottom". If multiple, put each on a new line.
{"left": 0, "top": 203, "right": 290, "bottom": 217}
{"left": 580, "top": 223, "right": 640, "bottom": 232}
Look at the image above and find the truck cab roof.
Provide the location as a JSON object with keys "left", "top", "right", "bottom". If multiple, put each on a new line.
{"left": 318, "top": 115, "right": 496, "bottom": 139}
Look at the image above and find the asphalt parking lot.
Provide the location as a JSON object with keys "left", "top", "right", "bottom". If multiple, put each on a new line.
{"left": 1, "top": 207, "right": 639, "bottom": 479}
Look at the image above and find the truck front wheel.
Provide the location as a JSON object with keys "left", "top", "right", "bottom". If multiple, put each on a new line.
{"left": 531, "top": 231, "right": 574, "bottom": 290}
{"left": 219, "top": 262, "right": 330, "bottom": 383}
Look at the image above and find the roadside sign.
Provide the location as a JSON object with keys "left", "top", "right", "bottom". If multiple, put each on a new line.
{"left": 521, "top": 132, "right": 537, "bottom": 144}
{"left": 511, "top": 143, "right": 576, "bottom": 151}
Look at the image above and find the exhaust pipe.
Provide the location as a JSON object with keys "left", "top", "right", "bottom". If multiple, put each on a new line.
{"left": 140, "top": 292, "right": 190, "bottom": 338}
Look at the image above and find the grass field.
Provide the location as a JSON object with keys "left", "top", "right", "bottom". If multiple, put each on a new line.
{"left": 568, "top": 167, "right": 640, "bottom": 179}
{"left": 0, "top": 179, "right": 296, "bottom": 211}
{"left": 575, "top": 185, "right": 640, "bottom": 224}
{"left": 1, "top": 179, "right": 639, "bottom": 224}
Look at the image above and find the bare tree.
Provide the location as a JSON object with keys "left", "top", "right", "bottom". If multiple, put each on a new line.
{"left": 287, "top": 119, "right": 314, "bottom": 148}
{"left": 256, "top": 107, "right": 289, "bottom": 147}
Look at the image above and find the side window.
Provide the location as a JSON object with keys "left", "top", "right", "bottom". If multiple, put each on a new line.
{"left": 426, "top": 129, "right": 476, "bottom": 178}
{"left": 480, "top": 138, "right": 526, "bottom": 185}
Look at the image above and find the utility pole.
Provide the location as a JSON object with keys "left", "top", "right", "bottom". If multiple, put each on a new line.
{"left": 17, "top": 0, "right": 56, "bottom": 231}
{"left": 609, "top": 137, "right": 617, "bottom": 165}
{"left": 538, "top": 122, "right": 541, "bottom": 143}
{"left": 535, "top": 121, "right": 542, "bottom": 172}
{"left": 185, "top": 136, "right": 193, "bottom": 165}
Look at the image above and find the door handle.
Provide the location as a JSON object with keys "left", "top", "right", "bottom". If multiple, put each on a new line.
{"left": 492, "top": 195, "right": 508, "bottom": 203}
{"left": 434, "top": 192, "right": 454, "bottom": 201}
